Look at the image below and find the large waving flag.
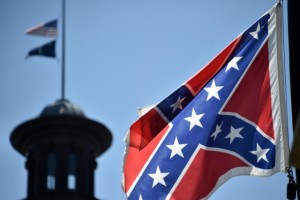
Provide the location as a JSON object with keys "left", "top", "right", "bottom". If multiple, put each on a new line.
{"left": 25, "top": 19, "right": 57, "bottom": 37}
{"left": 123, "top": 3, "right": 289, "bottom": 200}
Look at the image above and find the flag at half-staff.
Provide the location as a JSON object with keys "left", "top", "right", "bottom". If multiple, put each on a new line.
{"left": 25, "top": 18, "right": 57, "bottom": 59}
{"left": 122, "top": 3, "right": 289, "bottom": 200}
{"left": 26, "top": 40, "right": 56, "bottom": 58}
{"left": 25, "top": 19, "right": 57, "bottom": 37}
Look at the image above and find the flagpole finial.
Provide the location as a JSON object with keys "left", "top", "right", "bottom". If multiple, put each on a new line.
{"left": 277, "top": 1, "right": 282, "bottom": 7}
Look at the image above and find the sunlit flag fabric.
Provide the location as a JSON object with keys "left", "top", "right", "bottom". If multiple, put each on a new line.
{"left": 122, "top": 3, "right": 289, "bottom": 200}
{"left": 27, "top": 40, "right": 56, "bottom": 58}
{"left": 25, "top": 19, "right": 57, "bottom": 37}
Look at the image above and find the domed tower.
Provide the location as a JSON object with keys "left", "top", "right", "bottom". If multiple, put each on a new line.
{"left": 10, "top": 99, "right": 112, "bottom": 200}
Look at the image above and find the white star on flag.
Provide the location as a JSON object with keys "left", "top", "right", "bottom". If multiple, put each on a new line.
{"left": 225, "top": 126, "right": 244, "bottom": 144}
{"left": 250, "top": 23, "right": 261, "bottom": 40}
{"left": 211, "top": 122, "right": 223, "bottom": 141}
{"left": 225, "top": 56, "right": 242, "bottom": 72}
{"left": 184, "top": 108, "right": 204, "bottom": 131}
{"left": 171, "top": 96, "right": 186, "bottom": 114}
{"left": 166, "top": 137, "right": 187, "bottom": 158}
{"left": 250, "top": 143, "right": 270, "bottom": 163}
{"left": 204, "top": 79, "right": 224, "bottom": 101}
{"left": 139, "top": 194, "right": 143, "bottom": 200}
{"left": 148, "top": 166, "right": 169, "bottom": 188}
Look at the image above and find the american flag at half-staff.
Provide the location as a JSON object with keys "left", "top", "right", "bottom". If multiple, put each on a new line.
{"left": 25, "top": 19, "right": 57, "bottom": 37}
{"left": 122, "top": 3, "right": 289, "bottom": 200}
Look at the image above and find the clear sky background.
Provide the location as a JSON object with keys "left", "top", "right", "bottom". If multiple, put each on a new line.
{"left": 0, "top": 0, "right": 293, "bottom": 199}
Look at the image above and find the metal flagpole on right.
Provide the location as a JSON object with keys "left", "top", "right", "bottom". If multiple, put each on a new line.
{"left": 287, "top": 0, "right": 300, "bottom": 198}
{"left": 61, "top": 0, "right": 66, "bottom": 100}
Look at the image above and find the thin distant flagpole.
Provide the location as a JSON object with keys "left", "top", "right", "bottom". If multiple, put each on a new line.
{"left": 61, "top": 0, "right": 66, "bottom": 100}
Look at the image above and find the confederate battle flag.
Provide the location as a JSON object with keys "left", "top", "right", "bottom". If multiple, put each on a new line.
{"left": 123, "top": 3, "right": 289, "bottom": 199}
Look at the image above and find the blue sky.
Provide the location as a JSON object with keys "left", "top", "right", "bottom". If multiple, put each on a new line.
{"left": 0, "top": 0, "right": 293, "bottom": 199}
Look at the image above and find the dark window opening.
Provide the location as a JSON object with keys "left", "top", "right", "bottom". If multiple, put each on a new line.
{"left": 68, "top": 153, "right": 77, "bottom": 190}
{"left": 47, "top": 153, "right": 56, "bottom": 190}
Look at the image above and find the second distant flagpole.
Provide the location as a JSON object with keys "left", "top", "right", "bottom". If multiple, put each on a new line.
{"left": 61, "top": 0, "right": 66, "bottom": 100}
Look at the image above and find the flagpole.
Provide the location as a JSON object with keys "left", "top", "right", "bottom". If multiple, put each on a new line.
{"left": 61, "top": 0, "right": 66, "bottom": 101}
{"left": 287, "top": 0, "right": 300, "bottom": 198}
